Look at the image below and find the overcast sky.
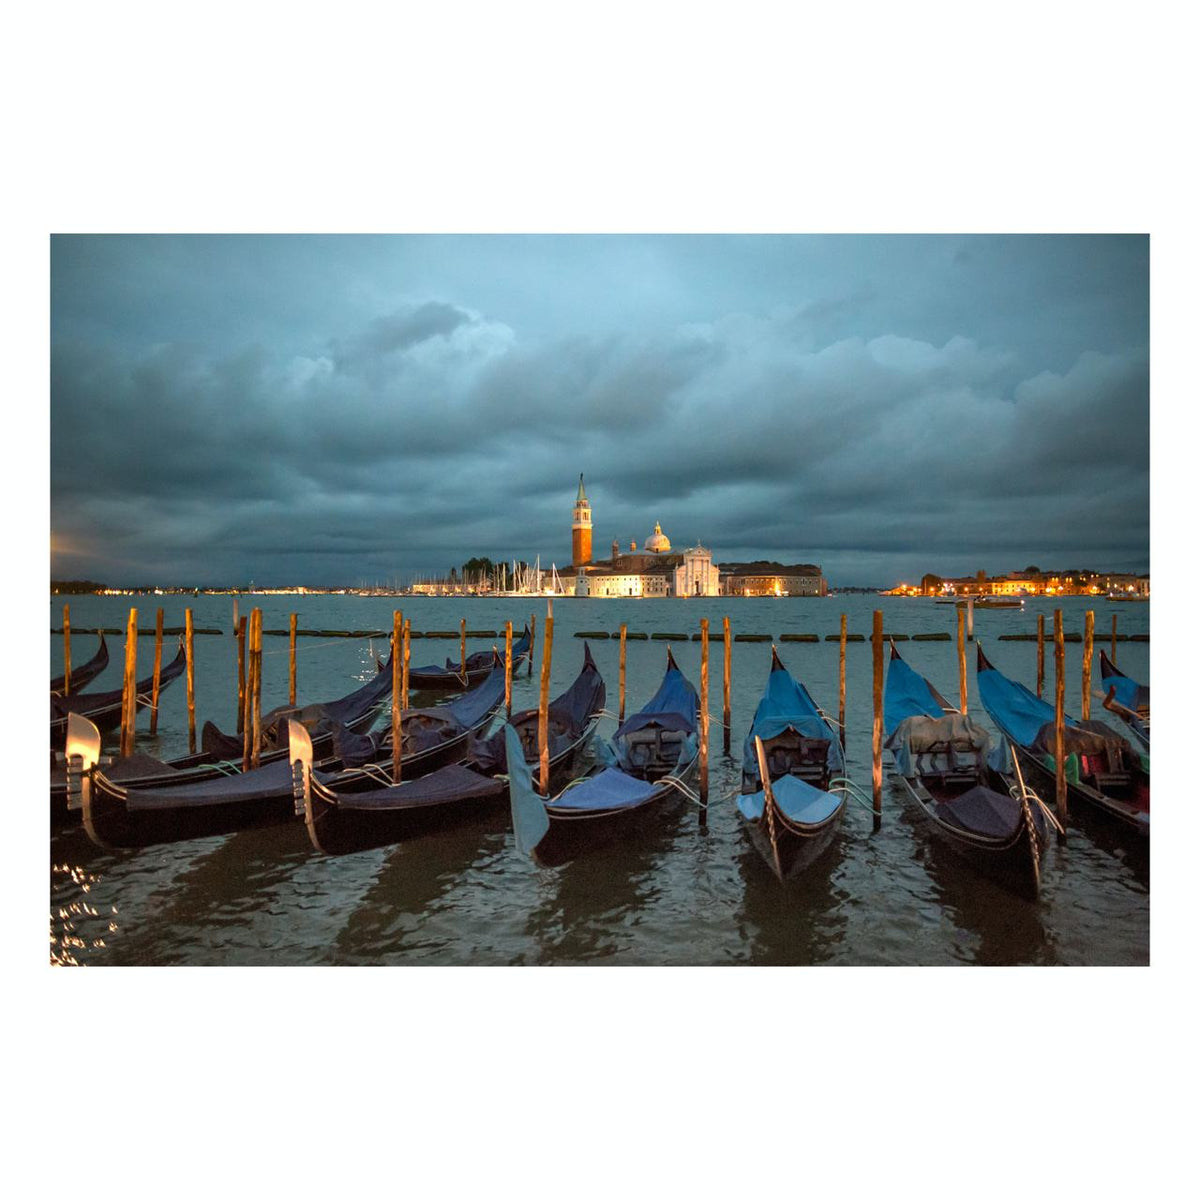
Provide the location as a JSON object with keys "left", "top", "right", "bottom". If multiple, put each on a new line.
{"left": 50, "top": 234, "right": 1148, "bottom": 587}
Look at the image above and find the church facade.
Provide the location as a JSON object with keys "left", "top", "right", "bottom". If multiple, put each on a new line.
{"left": 569, "top": 476, "right": 722, "bottom": 597}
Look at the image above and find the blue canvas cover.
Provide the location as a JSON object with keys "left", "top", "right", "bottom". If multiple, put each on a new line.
{"left": 738, "top": 772, "right": 842, "bottom": 826}
{"left": 319, "top": 761, "right": 504, "bottom": 813}
{"left": 123, "top": 757, "right": 297, "bottom": 810}
{"left": 977, "top": 657, "right": 1078, "bottom": 748}
{"left": 884, "top": 652, "right": 954, "bottom": 737}
{"left": 934, "top": 784, "right": 1046, "bottom": 841}
{"left": 549, "top": 767, "right": 660, "bottom": 812}
{"left": 1100, "top": 654, "right": 1150, "bottom": 713}
{"left": 505, "top": 723, "right": 549, "bottom": 854}
{"left": 614, "top": 655, "right": 698, "bottom": 738}
{"left": 741, "top": 655, "right": 843, "bottom": 780}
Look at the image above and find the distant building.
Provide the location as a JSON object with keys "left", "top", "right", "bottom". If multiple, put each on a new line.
{"left": 719, "top": 561, "right": 827, "bottom": 597}
{"left": 893, "top": 567, "right": 1150, "bottom": 598}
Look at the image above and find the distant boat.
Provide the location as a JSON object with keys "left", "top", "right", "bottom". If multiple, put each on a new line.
{"left": 935, "top": 596, "right": 1022, "bottom": 609}
{"left": 1107, "top": 593, "right": 1149, "bottom": 602}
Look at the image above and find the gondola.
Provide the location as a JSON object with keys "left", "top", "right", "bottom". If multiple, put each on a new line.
{"left": 65, "top": 663, "right": 507, "bottom": 849}
{"left": 297, "top": 648, "right": 605, "bottom": 855}
{"left": 198, "top": 652, "right": 395, "bottom": 760}
{"left": 1099, "top": 649, "right": 1150, "bottom": 751}
{"left": 51, "top": 633, "right": 109, "bottom": 696}
{"left": 507, "top": 647, "right": 698, "bottom": 866}
{"left": 976, "top": 644, "right": 1149, "bottom": 836}
{"left": 50, "top": 640, "right": 187, "bottom": 749}
{"left": 407, "top": 625, "right": 531, "bottom": 691}
{"left": 737, "top": 647, "right": 845, "bottom": 882}
{"left": 51, "top": 651, "right": 397, "bottom": 823}
{"left": 884, "top": 643, "right": 1049, "bottom": 900}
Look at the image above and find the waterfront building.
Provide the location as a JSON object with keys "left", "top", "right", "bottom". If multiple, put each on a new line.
{"left": 720, "top": 561, "right": 827, "bottom": 597}
{"left": 889, "top": 567, "right": 1150, "bottom": 598}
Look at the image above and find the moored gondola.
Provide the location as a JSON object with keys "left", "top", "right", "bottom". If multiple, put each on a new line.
{"left": 737, "top": 647, "right": 845, "bottom": 882}
{"left": 51, "top": 651, "right": 397, "bottom": 823}
{"left": 50, "top": 641, "right": 187, "bottom": 750}
{"left": 298, "top": 648, "right": 606, "bottom": 855}
{"left": 507, "top": 647, "right": 698, "bottom": 866}
{"left": 407, "top": 625, "right": 531, "bottom": 691}
{"left": 1099, "top": 649, "right": 1150, "bottom": 751}
{"left": 976, "top": 643, "right": 1149, "bottom": 837}
{"left": 51, "top": 633, "right": 109, "bottom": 696}
{"left": 884, "top": 642, "right": 1051, "bottom": 900}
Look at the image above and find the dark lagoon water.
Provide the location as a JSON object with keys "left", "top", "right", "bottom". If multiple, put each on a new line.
{"left": 49, "top": 593, "right": 1149, "bottom": 966}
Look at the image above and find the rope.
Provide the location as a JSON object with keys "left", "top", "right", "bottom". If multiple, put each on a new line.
{"left": 1007, "top": 781, "right": 1066, "bottom": 836}
{"left": 828, "top": 775, "right": 878, "bottom": 813}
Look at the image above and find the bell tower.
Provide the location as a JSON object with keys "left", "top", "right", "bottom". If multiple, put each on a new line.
{"left": 572, "top": 474, "right": 592, "bottom": 567}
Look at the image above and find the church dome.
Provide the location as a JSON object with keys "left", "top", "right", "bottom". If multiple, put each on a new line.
{"left": 645, "top": 521, "right": 671, "bottom": 554}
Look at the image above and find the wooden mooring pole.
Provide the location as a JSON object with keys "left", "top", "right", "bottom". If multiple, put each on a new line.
{"left": 504, "top": 621, "right": 513, "bottom": 717}
{"left": 185, "top": 608, "right": 196, "bottom": 754}
{"left": 1082, "top": 609, "right": 1094, "bottom": 721}
{"left": 402, "top": 619, "right": 411, "bottom": 710}
{"left": 460, "top": 618, "right": 467, "bottom": 679}
{"left": 838, "top": 613, "right": 847, "bottom": 754}
{"left": 699, "top": 618, "right": 710, "bottom": 825}
{"left": 62, "top": 604, "right": 71, "bottom": 695}
{"left": 872, "top": 609, "right": 883, "bottom": 830}
{"left": 529, "top": 613, "right": 536, "bottom": 677}
{"left": 392, "top": 610, "right": 403, "bottom": 784}
{"left": 619, "top": 623, "right": 627, "bottom": 723}
{"left": 149, "top": 607, "right": 164, "bottom": 734}
{"left": 250, "top": 608, "right": 263, "bottom": 770}
{"left": 236, "top": 615, "right": 247, "bottom": 734}
{"left": 722, "top": 615, "right": 731, "bottom": 757}
{"left": 1036, "top": 612, "right": 1045, "bottom": 699}
{"left": 957, "top": 604, "right": 968, "bottom": 714}
{"left": 1111, "top": 613, "right": 1118, "bottom": 664}
{"left": 120, "top": 607, "right": 137, "bottom": 758}
{"left": 538, "top": 600, "right": 554, "bottom": 795}
{"left": 289, "top": 613, "right": 298, "bottom": 706}
{"left": 1054, "top": 608, "right": 1067, "bottom": 831}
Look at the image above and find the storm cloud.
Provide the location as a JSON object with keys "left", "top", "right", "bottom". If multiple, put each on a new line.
{"left": 50, "top": 235, "right": 1149, "bottom": 586}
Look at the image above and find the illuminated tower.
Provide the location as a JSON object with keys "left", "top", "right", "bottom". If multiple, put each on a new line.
{"left": 572, "top": 474, "right": 592, "bottom": 567}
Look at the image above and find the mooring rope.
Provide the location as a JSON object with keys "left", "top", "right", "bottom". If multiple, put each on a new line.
{"left": 827, "top": 775, "right": 877, "bottom": 813}
{"left": 1007, "top": 781, "right": 1065, "bottom": 836}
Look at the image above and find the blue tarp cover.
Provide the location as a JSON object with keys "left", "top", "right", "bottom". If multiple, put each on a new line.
{"left": 321, "top": 762, "right": 504, "bottom": 812}
{"left": 549, "top": 767, "right": 659, "bottom": 812}
{"left": 614, "top": 659, "right": 698, "bottom": 739}
{"left": 933, "top": 784, "right": 1045, "bottom": 840}
{"left": 977, "top": 660, "right": 1077, "bottom": 749}
{"left": 1100, "top": 661, "right": 1149, "bottom": 713}
{"left": 738, "top": 773, "right": 842, "bottom": 825}
{"left": 885, "top": 653, "right": 954, "bottom": 737}
{"left": 741, "top": 658, "right": 843, "bottom": 777}
{"left": 124, "top": 757, "right": 296, "bottom": 810}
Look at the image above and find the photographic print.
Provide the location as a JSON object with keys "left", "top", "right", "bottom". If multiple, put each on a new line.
{"left": 49, "top": 233, "right": 1149, "bottom": 965}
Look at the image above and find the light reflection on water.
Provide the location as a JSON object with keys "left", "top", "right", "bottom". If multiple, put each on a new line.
{"left": 49, "top": 594, "right": 1149, "bottom": 965}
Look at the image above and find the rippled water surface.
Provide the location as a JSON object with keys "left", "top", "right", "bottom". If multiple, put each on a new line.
{"left": 50, "top": 594, "right": 1149, "bottom": 965}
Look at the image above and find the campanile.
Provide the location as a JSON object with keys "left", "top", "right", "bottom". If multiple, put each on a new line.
{"left": 572, "top": 474, "right": 592, "bottom": 567}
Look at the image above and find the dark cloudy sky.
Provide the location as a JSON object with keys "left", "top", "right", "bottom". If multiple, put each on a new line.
{"left": 50, "top": 234, "right": 1148, "bottom": 587}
